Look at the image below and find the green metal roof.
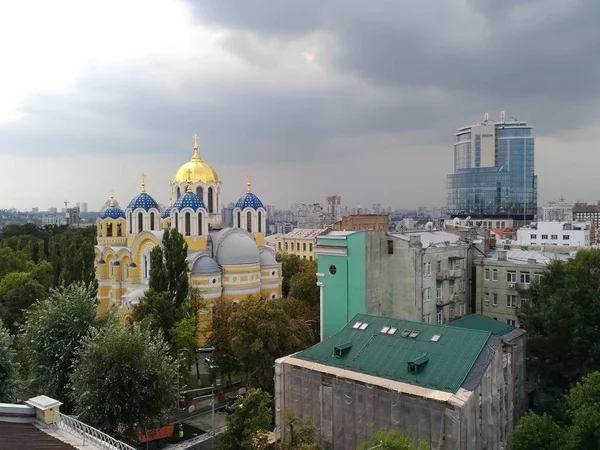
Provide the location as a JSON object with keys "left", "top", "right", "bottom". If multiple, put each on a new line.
{"left": 295, "top": 313, "right": 491, "bottom": 394}
{"left": 448, "top": 314, "right": 516, "bottom": 336}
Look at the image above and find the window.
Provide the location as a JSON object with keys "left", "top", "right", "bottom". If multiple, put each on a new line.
{"left": 138, "top": 212, "right": 143, "bottom": 232}
{"left": 424, "top": 287, "right": 430, "bottom": 301}
{"left": 551, "top": 234, "right": 558, "bottom": 239}
{"left": 424, "top": 262, "right": 431, "bottom": 276}
{"left": 117, "top": 223, "right": 122, "bottom": 237}
{"left": 506, "top": 295, "right": 517, "bottom": 308}
{"left": 128, "top": 212, "right": 132, "bottom": 234}
{"left": 309, "top": 256, "right": 313, "bottom": 261}
{"left": 484, "top": 268, "right": 490, "bottom": 281}
{"left": 207, "top": 187, "right": 214, "bottom": 213}
{"left": 436, "top": 312, "right": 443, "bottom": 324}
{"left": 198, "top": 213, "right": 203, "bottom": 235}
{"left": 449, "top": 308, "right": 454, "bottom": 319}
{"left": 506, "top": 319, "right": 516, "bottom": 326}
{"left": 492, "top": 269, "right": 498, "bottom": 281}
{"left": 520, "top": 272, "right": 530, "bottom": 284}
{"left": 387, "top": 240, "right": 394, "bottom": 254}
{"left": 278, "top": 242, "right": 282, "bottom": 250}
{"left": 184, "top": 212, "right": 191, "bottom": 236}
{"left": 534, "top": 273, "right": 543, "bottom": 283}
{"left": 174, "top": 212, "right": 178, "bottom": 231}
{"left": 285, "top": 242, "right": 288, "bottom": 250}
{"left": 454, "top": 260, "right": 461, "bottom": 270}
{"left": 196, "top": 186, "right": 203, "bottom": 201}
{"left": 436, "top": 260, "right": 441, "bottom": 272}
{"left": 501, "top": 221, "right": 506, "bottom": 227}
{"left": 258, "top": 211, "right": 262, "bottom": 233}
{"left": 530, "top": 234, "right": 537, "bottom": 239}
{"left": 459, "top": 304, "right": 466, "bottom": 316}
{"left": 303, "top": 242, "right": 307, "bottom": 251}
{"left": 507, "top": 271, "right": 517, "bottom": 283}
{"left": 484, "top": 292, "right": 490, "bottom": 304}
{"left": 423, "top": 314, "right": 431, "bottom": 324}
{"left": 492, "top": 293, "right": 498, "bottom": 306}
{"left": 246, "top": 211, "right": 252, "bottom": 233}
{"left": 329, "top": 265, "right": 337, "bottom": 275}
{"left": 106, "top": 223, "right": 113, "bottom": 237}
{"left": 309, "top": 243, "right": 313, "bottom": 251}
{"left": 150, "top": 212, "right": 155, "bottom": 231}
{"left": 563, "top": 235, "right": 570, "bottom": 240}
{"left": 236, "top": 211, "right": 241, "bottom": 228}
{"left": 436, "top": 287, "right": 442, "bottom": 300}
{"left": 542, "top": 234, "right": 548, "bottom": 240}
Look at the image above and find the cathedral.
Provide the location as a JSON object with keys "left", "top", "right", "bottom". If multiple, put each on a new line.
{"left": 94, "top": 135, "right": 282, "bottom": 324}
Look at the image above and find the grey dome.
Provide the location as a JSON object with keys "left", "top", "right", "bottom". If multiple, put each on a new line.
{"left": 215, "top": 231, "right": 260, "bottom": 266}
{"left": 192, "top": 256, "right": 221, "bottom": 275}
{"left": 259, "top": 250, "right": 278, "bottom": 267}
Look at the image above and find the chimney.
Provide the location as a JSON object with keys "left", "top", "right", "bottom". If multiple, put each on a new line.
{"left": 527, "top": 258, "right": 537, "bottom": 265}
{"left": 25, "top": 396, "right": 63, "bottom": 425}
{"left": 498, "top": 250, "right": 507, "bottom": 261}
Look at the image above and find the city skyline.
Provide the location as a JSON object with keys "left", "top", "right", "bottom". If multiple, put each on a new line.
{"left": 2, "top": 1, "right": 600, "bottom": 210}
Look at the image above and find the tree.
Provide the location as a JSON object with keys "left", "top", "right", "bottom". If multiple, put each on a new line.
{"left": 228, "top": 295, "right": 314, "bottom": 391}
{"left": 208, "top": 299, "right": 241, "bottom": 385}
{"left": 0, "top": 323, "right": 19, "bottom": 402}
{"left": 521, "top": 250, "right": 600, "bottom": 393}
{"left": 70, "top": 322, "right": 179, "bottom": 442}
{"left": 162, "top": 229, "right": 189, "bottom": 308}
{"left": 279, "top": 254, "right": 304, "bottom": 298}
{"left": 132, "top": 290, "right": 180, "bottom": 340}
{"left": 359, "top": 430, "right": 430, "bottom": 450}
{"left": 0, "top": 272, "right": 46, "bottom": 333}
{"left": 279, "top": 412, "right": 321, "bottom": 450}
{"left": 564, "top": 371, "right": 600, "bottom": 448}
{"left": 215, "top": 388, "right": 273, "bottom": 450}
{"left": 169, "top": 315, "right": 197, "bottom": 383}
{"left": 20, "top": 283, "right": 98, "bottom": 410}
{"left": 148, "top": 246, "right": 168, "bottom": 293}
{"left": 507, "top": 412, "right": 565, "bottom": 450}
{"left": 289, "top": 263, "right": 319, "bottom": 312}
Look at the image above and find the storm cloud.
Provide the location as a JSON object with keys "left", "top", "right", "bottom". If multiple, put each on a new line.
{"left": 1, "top": 0, "right": 599, "bottom": 210}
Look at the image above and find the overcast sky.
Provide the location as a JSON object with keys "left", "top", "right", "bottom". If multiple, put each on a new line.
{"left": 1, "top": 0, "right": 600, "bottom": 211}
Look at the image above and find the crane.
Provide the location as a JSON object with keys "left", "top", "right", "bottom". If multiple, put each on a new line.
{"left": 64, "top": 200, "right": 69, "bottom": 210}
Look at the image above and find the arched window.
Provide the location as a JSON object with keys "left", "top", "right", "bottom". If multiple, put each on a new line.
{"left": 258, "top": 211, "right": 262, "bottom": 233}
{"left": 138, "top": 212, "right": 143, "bottom": 233}
{"left": 107, "top": 223, "right": 113, "bottom": 237}
{"left": 117, "top": 223, "right": 122, "bottom": 237}
{"left": 124, "top": 263, "right": 129, "bottom": 280}
{"left": 143, "top": 255, "right": 149, "bottom": 281}
{"left": 208, "top": 187, "right": 214, "bottom": 213}
{"left": 129, "top": 212, "right": 132, "bottom": 234}
{"left": 98, "top": 224, "right": 103, "bottom": 237}
{"left": 237, "top": 211, "right": 241, "bottom": 228}
{"left": 150, "top": 212, "right": 155, "bottom": 231}
{"left": 185, "top": 212, "right": 191, "bottom": 236}
{"left": 174, "top": 212, "right": 179, "bottom": 231}
{"left": 176, "top": 187, "right": 181, "bottom": 200}
{"left": 196, "top": 186, "right": 203, "bottom": 202}
{"left": 247, "top": 211, "right": 252, "bottom": 233}
{"left": 198, "top": 213, "right": 203, "bottom": 236}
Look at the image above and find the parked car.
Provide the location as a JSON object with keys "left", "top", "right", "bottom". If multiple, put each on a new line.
{"left": 196, "top": 346, "right": 215, "bottom": 354}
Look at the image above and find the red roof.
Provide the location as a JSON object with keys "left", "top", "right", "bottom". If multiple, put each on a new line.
{"left": 0, "top": 422, "right": 76, "bottom": 450}
{"left": 490, "top": 228, "right": 506, "bottom": 237}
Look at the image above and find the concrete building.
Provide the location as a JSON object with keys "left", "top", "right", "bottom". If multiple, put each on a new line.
{"left": 326, "top": 195, "right": 342, "bottom": 221}
{"left": 66, "top": 207, "right": 80, "bottom": 225}
{"left": 334, "top": 214, "right": 388, "bottom": 231}
{"left": 474, "top": 248, "right": 571, "bottom": 327}
{"left": 516, "top": 221, "right": 592, "bottom": 247}
{"left": 274, "top": 228, "right": 329, "bottom": 261}
{"left": 542, "top": 197, "right": 572, "bottom": 222}
{"left": 315, "top": 229, "right": 473, "bottom": 340}
{"left": 42, "top": 214, "right": 65, "bottom": 226}
{"left": 447, "top": 112, "right": 537, "bottom": 226}
{"left": 462, "top": 217, "right": 514, "bottom": 229}
{"left": 48, "top": 207, "right": 57, "bottom": 214}
{"left": 572, "top": 202, "right": 600, "bottom": 240}
{"left": 297, "top": 203, "right": 325, "bottom": 229}
{"left": 31, "top": 207, "right": 39, "bottom": 213}
{"left": 275, "top": 313, "right": 526, "bottom": 450}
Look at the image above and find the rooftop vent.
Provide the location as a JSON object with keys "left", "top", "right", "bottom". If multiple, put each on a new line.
{"left": 408, "top": 331, "right": 420, "bottom": 339}
{"left": 400, "top": 329, "right": 412, "bottom": 338}
{"left": 430, "top": 334, "right": 441, "bottom": 342}
{"left": 333, "top": 342, "right": 353, "bottom": 357}
{"left": 407, "top": 354, "right": 429, "bottom": 374}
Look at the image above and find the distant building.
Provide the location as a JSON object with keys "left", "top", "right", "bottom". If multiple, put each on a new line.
{"left": 42, "top": 214, "right": 65, "bottom": 226}
{"left": 31, "top": 207, "right": 39, "bottom": 213}
{"left": 222, "top": 206, "right": 234, "bottom": 228}
{"left": 48, "top": 207, "right": 57, "bottom": 214}
{"left": 66, "top": 207, "right": 80, "bottom": 225}
{"left": 326, "top": 195, "right": 341, "bottom": 221}
{"left": 334, "top": 214, "right": 388, "bottom": 231}
{"left": 516, "top": 221, "right": 592, "bottom": 247}
{"left": 316, "top": 230, "right": 472, "bottom": 340}
{"left": 542, "top": 197, "right": 572, "bottom": 222}
{"left": 274, "top": 228, "right": 329, "bottom": 261}
{"left": 297, "top": 203, "right": 325, "bottom": 229}
{"left": 80, "top": 202, "right": 88, "bottom": 213}
{"left": 275, "top": 313, "right": 526, "bottom": 450}
{"left": 475, "top": 248, "right": 572, "bottom": 327}
{"left": 447, "top": 112, "right": 537, "bottom": 226}
{"left": 572, "top": 202, "right": 600, "bottom": 240}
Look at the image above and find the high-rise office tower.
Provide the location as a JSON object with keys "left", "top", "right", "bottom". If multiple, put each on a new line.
{"left": 326, "top": 195, "right": 342, "bottom": 221}
{"left": 446, "top": 112, "right": 537, "bottom": 226}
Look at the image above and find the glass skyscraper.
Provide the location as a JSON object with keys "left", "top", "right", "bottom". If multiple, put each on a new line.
{"left": 446, "top": 113, "right": 537, "bottom": 226}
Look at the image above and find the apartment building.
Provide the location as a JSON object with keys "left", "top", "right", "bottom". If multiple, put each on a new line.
{"left": 517, "top": 221, "right": 593, "bottom": 247}
{"left": 334, "top": 214, "right": 388, "bottom": 231}
{"left": 273, "top": 228, "right": 329, "bottom": 261}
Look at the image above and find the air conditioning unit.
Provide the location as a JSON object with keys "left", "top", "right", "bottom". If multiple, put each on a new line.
{"left": 508, "top": 283, "right": 515, "bottom": 289}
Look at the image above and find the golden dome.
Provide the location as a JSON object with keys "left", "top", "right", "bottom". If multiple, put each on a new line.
{"left": 173, "top": 135, "right": 219, "bottom": 184}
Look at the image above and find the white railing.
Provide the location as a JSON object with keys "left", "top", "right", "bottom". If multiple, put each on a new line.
{"left": 54, "top": 412, "right": 136, "bottom": 450}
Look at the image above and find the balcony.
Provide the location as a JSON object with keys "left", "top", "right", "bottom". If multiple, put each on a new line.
{"left": 449, "top": 292, "right": 460, "bottom": 302}
{"left": 449, "top": 269, "right": 463, "bottom": 279}
{"left": 516, "top": 282, "right": 530, "bottom": 291}
{"left": 436, "top": 270, "right": 448, "bottom": 281}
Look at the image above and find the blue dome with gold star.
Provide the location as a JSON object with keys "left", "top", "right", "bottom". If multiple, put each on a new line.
{"left": 128, "top": 193, "right": 159, "bottom": 211}
{"left": 101, "top": 205, "right": 126, "bottom": 219}
{"left": 174, "top": 191, "right": 206, "bottom": 211}
{"left": 235, "top": 178, "right": 263, "bottom": 210}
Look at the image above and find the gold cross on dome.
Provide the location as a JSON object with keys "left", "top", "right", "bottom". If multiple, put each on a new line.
{"left": 246, "top": 173, "right": 252, "bottom": 193}
{"left": 109, "top": 188, "right": 115, "bottom": 206}
{"left": 186, "top": 168, "right": 193, "bottom": 183}
{"left": 141, "top": 172, "right": 147, "bottom": 193}
{"left": 193, "top": 133, "right": 199, "bottom": 150}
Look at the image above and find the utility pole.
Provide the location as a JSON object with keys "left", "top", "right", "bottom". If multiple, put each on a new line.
{"left": 211, "top": 383, "right": 215, "bottom": 437}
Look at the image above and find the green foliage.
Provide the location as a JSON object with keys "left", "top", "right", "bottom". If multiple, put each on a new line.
{"left": 279, "top": 412, "right": 321, "bottom": 450}
{"left": 289, "top": 264, "right": 319, "bottom": 311}
{"left": 133, "top": 290, "right": 180, "bottom": 339}
{"left": 0, "top": 272, "right": 46, "bottom": 333}
{"left": 216, "top": 388, "right": 273, "bottom": 450}
{"left": 148, "top": 246, "right": 168, "bottom": 293}
{"left": 227, "top": 295, "right": 315, "bottom": 392}
{"left": 0, "top": 323, "right": 19, "bottom": 402}
{"left": 70, "top": 322, "right": 179, "bottom": 442}
{"left": 47, "top": 227, "right": 97, "bottom": 288}
{"left": 507, "top": 412, "right": 565, "bottom": 450}
{"left": 359, "top": 430, "right": 430, "bottom": 450}
{"left": 162, "top": 229, "right": 189, "bottom": 308}
{"left": 564, "top": 371, "right": 600, "bottom": 448}
{"left": 521, "top": 250, "right": 600, "bottom": 393}
{"left": 278, "top": 253, "right": 304, "bottom": 298}
{"left": 169, "top": 316, "right": 197, "bottom": 383}
{"left": 0, "top": 246, "right": 26, "bottom": 280}
{"left": 20, "top": 283, "right": 98, "bottom": 411}
{"left": 208, "top": 299, "right": 241, "bottom": 385}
